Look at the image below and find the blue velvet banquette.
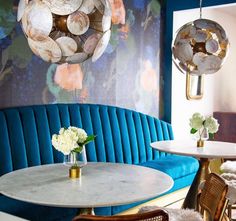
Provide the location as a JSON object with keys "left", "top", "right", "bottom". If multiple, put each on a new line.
{"left": 0, "top": 103, "right": 199, "bottom": 221}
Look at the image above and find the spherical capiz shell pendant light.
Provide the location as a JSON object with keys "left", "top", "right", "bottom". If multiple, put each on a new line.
{"left": 172, "top": 18, "right": 229, "bottom": 75}
{"left": 17, "top": 0, "right": 112, "bottom": 64}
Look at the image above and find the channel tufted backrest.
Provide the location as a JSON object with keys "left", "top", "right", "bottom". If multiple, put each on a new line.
{"left": 0, "top": 103, "right": 174, "bottom": 176}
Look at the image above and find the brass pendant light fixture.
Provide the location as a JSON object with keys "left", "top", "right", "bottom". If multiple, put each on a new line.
{"left": 17, "top": 0, "right": 112, "bottom": 64}
{"left": 172, "top": 0, "right": 229, "bottom": 99}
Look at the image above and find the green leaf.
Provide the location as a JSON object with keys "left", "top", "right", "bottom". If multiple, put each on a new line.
{"left": 73, "top": 146, "right": 83, "bottom": 153}
{"left": 77, "top": 135, "right": 96, "bottom": 146}
{"left": 83, "top": 135, "right": 96, "bottom": 145}
{"left": 209, "top": 133, "right": 214, "bottom": 139}
{"left": 190, "top": 128, "right": 198, "bottom": 134}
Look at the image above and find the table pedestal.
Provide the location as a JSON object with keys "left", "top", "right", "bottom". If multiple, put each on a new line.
{"left": 182, "top": 158, "right": 210, "bottom": 209}
{"left": 77, "top": 208, "right": 95, "bottom": 215}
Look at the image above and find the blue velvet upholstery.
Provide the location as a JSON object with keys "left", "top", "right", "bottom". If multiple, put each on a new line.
{"left": 0, "top": 103, "right": 199, "bottom": 220}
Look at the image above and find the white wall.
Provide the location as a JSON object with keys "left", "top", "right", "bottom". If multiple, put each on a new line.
{"left": 171, "top": 5, "right": 236, "bottom": 139}
{"left": 212, "top": 9, "right": 236, "bottom": 112}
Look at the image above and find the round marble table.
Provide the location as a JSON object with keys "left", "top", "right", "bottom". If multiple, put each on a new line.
{"left": 151, "top": 140, "right": 236, "bottom": 209}
{"left": 0, "top": 163, "right": 173, "bottom": 214}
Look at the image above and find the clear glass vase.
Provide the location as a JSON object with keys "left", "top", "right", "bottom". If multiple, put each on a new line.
{"left": 64, "top": 145, "right": 87, "bottom": 168}
{"left": 198, "top": 127, "right": 209, "bottom": 141}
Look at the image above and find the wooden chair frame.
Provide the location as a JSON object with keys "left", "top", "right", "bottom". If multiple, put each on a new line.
{"left": 73, "top": 208, "right": 169, "bottom": 221}
{"left": 198, "top": 173, "right": 229, "bottom": 221}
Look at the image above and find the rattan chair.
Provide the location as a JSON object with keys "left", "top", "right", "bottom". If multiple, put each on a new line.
{"left": 140, "top": 173, "right": 229, "bottom": 221}
{"left": 73, "top": 208, "right": 169, "bottom": 221}
{"left": 220, "top": 161, "right": 236, "bottom": 220}
{"left": 198, "top": 173, "right": 229, "bottom": 221}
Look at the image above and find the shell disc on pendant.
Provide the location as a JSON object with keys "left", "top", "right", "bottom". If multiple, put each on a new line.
{"left": 94, "top": 0, "right": 111, "bottom": 15}
{"left": 94, "top": 0, "right": 106, "bottom": 14}
{"left": 192, "top": 52, "right": 206, "bottom": 66}
{"left": 173, "top": 42, "right": 193, "bottom": 64}
{"left": 55, "top": 36, "right": 78, "bottom": 56}
{"left": 84, "top": 33, "right": 102, "bottom": 54}
{"left": 17, "top": 0, "right": 29, "bottom": 22}
{"left": 92, "top": 30, "right": 111, "bottom": 62}
{"left": 194, "top": 19, "right": 214, "bottom": 30}
{"left": 67, "top": 11, "right": 90, "bottom": 35}
{"left": 22, "top": 0, "right": 53, "bottom": 41}
{"left": 42, "top": 0, "right": 82, "bottom": 15}
{"left": 28, "top": 36, "right": 62, "bottom": 63}
{"left": 206, "top": 39, "right": 219, "bottom": 54}
{"left": 198, "top": 55, "right": 222, "bottom": 74}
{"left": 194, "top": 30, "right": 208, "bottom": 43}
{"left": 79, "top": 0, "right": 95, "bottom": 14}
{"left": 102, "top": 14, "right": 112, "bottom": 32}
{"left": 66, "top": 52, "right": 89, "bottom": 64}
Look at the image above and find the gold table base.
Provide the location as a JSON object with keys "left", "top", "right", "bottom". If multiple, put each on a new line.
{"left": 182, "top": 158, "right": 210, "bottom": 209}
{"left": 77, "top": 208, "right": 95, "bottom": 215}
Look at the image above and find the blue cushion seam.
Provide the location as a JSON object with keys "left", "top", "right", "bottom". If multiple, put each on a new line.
{"left": 125, "top": 111, "right": 133, "bottom": 164}
{"left": 131, "top": 111, "right": 140, "bottom": 163}
{"left": 45, "top": 107, "right": 55, "bottom": 163}
{"left": 32, "top": 108, "right": 42, "bottom": 165}
{"left": 141, "top": 114, "right": 152, "bottom": 161}
{"left": 99, "top": 107, "right": 108, "bottom": 162}
{"left": 90, "top": 106, "right": 98, "bottom": 161}
{"left": 18, "top": 111, "right": 29, "bottom": 168}
{"left": 2, "top": 111, "right": 13, "bottom": 172}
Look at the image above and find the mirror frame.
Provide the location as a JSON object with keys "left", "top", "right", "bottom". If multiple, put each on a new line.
{"left": 186, "top": 73, "right": 204, "bottom": 100}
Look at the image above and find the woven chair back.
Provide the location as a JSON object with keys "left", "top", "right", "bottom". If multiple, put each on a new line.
{"left": 73, "top": 209, "right": 169, "bottom": 221}
{"left": 199, "top": 173, "right": 228, "bottom": 221}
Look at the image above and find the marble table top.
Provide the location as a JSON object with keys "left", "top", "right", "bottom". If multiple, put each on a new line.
{"left": 0, "top": 212, "right": 29, "bottom": 221}
{"left": 151, "top": 140, "right": 236, "bottom": 159}
{"left": 0, "top": 163, "right": 173, "bottom": 208}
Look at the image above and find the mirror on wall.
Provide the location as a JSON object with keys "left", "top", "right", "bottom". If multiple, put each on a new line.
{"left": 186, "top": 73, "right": 204, "bottom": 100}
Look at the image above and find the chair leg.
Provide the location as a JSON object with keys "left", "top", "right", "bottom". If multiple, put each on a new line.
{"left": 228, "top": 204, "right": 236, "bottom": 221}
{"left": 228, "top": 205, "right": 232, "bottom": 220}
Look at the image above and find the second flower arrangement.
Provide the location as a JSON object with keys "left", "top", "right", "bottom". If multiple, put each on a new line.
{"left": 189, "top": 113, "right": 220, "bottom": 147}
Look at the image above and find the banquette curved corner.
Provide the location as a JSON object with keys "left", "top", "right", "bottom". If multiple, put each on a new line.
{"left": 0, "top": 103, "right": 199, "bottom": 221}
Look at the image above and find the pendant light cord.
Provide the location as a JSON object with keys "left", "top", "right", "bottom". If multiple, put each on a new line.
{"left": 199, "top": 0, "right": 203, "bottom": 18}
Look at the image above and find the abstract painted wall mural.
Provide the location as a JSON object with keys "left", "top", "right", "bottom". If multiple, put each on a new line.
{"left": 0, "top": 0, "right": 163, "bottom": 118}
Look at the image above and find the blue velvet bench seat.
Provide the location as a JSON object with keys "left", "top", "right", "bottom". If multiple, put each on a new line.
{"left": 0, "top": 103, "right": 199, "bottom": 221}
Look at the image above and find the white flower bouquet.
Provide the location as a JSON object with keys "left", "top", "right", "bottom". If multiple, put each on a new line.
{"left": 52, "top": 126, "right": 95, "bottom": 155}
{"left": 52, "top": 126, "right": 95, "bottom": 178}
{"left": 189, "top": 113, "right": 220, "bottom": 140}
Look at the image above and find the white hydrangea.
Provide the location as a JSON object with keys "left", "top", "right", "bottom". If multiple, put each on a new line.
{"left": 204, "top": 116, "right": 219, "bottom": 133}
{"left": 189, "top": 113, "right": 204, "bottom": 130}
{"left": 51, "top": 127, "right": 88, "bottom": 155}
{"left": 52, "top": 134, "right": 76, "bottom": 155}
{"left": 59, "top": 128, "right": 65, "bottom": 135}
{"left": 69, "top": 127, "right": 87, "bottom": 144}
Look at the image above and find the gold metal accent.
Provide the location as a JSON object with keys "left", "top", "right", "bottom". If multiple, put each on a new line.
{"left": 197, "top": 140, "right": 204, "bottom": 147}
{"left": 69, "top": 167, "right": 81, "bottom": 179}
{"left": 77, "top": 208, "right": 95, "bottom": 215}
{"left": 193, "top": 42, "right": 207, "bottom": 54}
{"left": 182, "top": 158, "right": 210, "bottom": 209}
{"left": 55, "top": 15, "right": 69, "bottom": 33}
{"left": 186, "top": 71, "right": 204, "bottom": 100}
